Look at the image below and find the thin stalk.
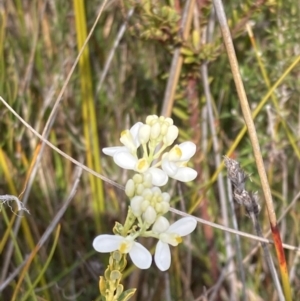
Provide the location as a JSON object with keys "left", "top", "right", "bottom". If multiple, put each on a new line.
{"left": 250, "top": 213, "right": 284, "bottom": 300}
{"left": 201, "top": 62, "right": 237, "bottom": 300}
{"left": 227, "top": 178, "right": 247, "bottom": 301}
{"left": 96, "top": 8, "right": 134, "bottom": 95}
{"left": 160, "top": 0, "right": 195, "bottom": 117}
{"left": 212, "top": 1, "right": 292, "bottom": 298}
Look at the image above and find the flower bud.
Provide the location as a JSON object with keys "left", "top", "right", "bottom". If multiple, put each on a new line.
{"left": 163, "top": 125, "right": 179, "bottom": 146}
{"left": 133, "top": 174, "right": 143, "bottom": 183}
{"left": 125, "top": 179, "right": 135, "bottom": 198}
{"left": 143, "top": 172, "right": 153, "bottom": 187}
{"left": 141, "top": 200, "right": 150, "bottom": 212}
{"left": 165, "top": 117, "right": 173, "bottom": 126}
{"left": 150, "top": 122, "right": 161, "bottom": 139}
{"left": 151, "top": 186, "right": 161, "bottom": 194}
{"left": 161, "top": 192, "right": 170, "bottom": 203}
{"left": 143, "top": 206, "right": 157, "bottom": 225}
{"left": 160, "top": 122, "right": 169, "bottom": 135}
{"left": 146, "top": 115, "right": 158, "bottom": 125}
{"left": 155, "top": 203, "right": 162, "bottom": 213}
{"left": 152, "top": 216, "right": 170, "bottom": 233}
{"left": 130, "top": 196, "right": 143, "bottom": 217}
{"left": 139, "top": 124, "right": 151, "bottom": 144}
{"left": 160, "top": 202, "right": 170, "bottom": 214}
{"left": 136, "top": 183, "right": 145, "bottom": 195}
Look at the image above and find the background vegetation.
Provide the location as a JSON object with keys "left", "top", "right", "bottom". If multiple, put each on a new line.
{"left": 0, "top": 0, "right": 300, "bottom": 300}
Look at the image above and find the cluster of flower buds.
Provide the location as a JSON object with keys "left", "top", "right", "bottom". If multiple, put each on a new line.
{"left": 93, "top": 116, "right": 197, "bottom": 271}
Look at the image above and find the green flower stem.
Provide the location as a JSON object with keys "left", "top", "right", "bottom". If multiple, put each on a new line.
{"left": 100, "top": 251, "right": 136, "bottom": 301}
{"left": 122, "top": 208, "right": 137, "bottom": 236}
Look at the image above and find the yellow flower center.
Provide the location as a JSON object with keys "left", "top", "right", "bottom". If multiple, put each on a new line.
{"left": 136, "top": 158, "right": 149, "bottom": 173}
{"left": 119, "top": 239, "right": 133, "bottom": 254}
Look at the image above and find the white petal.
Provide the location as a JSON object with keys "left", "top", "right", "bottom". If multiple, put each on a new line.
{"left": 120, "top": 130, "right": 137, "bottom": 152}
{"left": 103, "top": 146, "right": 127, "bottom": 157}
{"left": 113, "top": 151, "right": 137, "bottom": 170}
{"left": 129, "top": 242, "right": 152, "bottom": 269}
{"left": 154, "top": 241, "right": 171, "bottom": 271}
{"left": 162, "top": 159, "right": 178, "bottom": 177}
{"left": 178, "top": 142, "right": 196, "bottom": 161}
{"left": 130, "top": 122, "right": 143, "bottom": 147}
{"left": 93, "top": 235, "right": 123, "bottom": 252}
{"left": 143, "top": 172, "right": 153, "bottom": 186}
{"left": 147, "top": 167, "right": 168, "bottom": 186}
{"left": 167, "top": 217, "right": 197, "bottom": 236}
{"left": 171, "top": 167, "right": 197, "bottom": 182}
{"left": 168, "top": 146, "right": 182, "bottom": 161}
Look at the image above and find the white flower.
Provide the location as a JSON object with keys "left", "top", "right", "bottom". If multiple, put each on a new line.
{"left": 103, "top": 122, "right": 142, "bottom": 169}
{"left": 162, "top": 141, "right": 197, "bottom": 182}
{"left": 152, "top": 217, "right": 197, "bottom": 271}
{"left": 93, "top": 234, "right": 152, "bottom": 269}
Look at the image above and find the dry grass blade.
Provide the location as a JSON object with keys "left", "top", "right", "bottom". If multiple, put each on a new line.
{"left": 212, "top": 0, "right": 292, "bottom": 299}
{"left": 160, "top": 0, "right": 195, "bottom": 117}
{"left": 10, "top": 167, "right": 82, "bottom": 300}
{"left": 0, "top": 96, "right": 123, "bottom": 190}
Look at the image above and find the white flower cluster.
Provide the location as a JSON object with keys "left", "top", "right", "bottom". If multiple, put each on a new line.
{"left": 102, "top": 115, "right": 197, "bottom": 186}
{"left": 126, "top": 174, "right": 170, "bottom": 225}
{"left": 93, "top": 116, "right": 197, "bottom": 271}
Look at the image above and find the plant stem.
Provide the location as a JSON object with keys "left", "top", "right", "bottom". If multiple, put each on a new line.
{"left": 212, "top": 0, "right": 292, "bottom": 299}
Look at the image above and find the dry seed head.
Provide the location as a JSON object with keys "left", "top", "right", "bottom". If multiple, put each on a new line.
{"left": 224, "top": 157, "right": 261, "bottom": 217}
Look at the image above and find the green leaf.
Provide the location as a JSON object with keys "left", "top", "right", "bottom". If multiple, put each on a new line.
{"left": 192, "top": 29, "right": 200, "bottom": 49}
{"left": 180, "top": 47, "right": 194, "bottom": 56}
{"left": 99, "top": 276, "right": 106, "bottom": 296}
{"left": 172, "top": 107, "right": 189, "bottom": 120}
{"left": 183, "top": 56, "right": 197, "bottom": 64}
